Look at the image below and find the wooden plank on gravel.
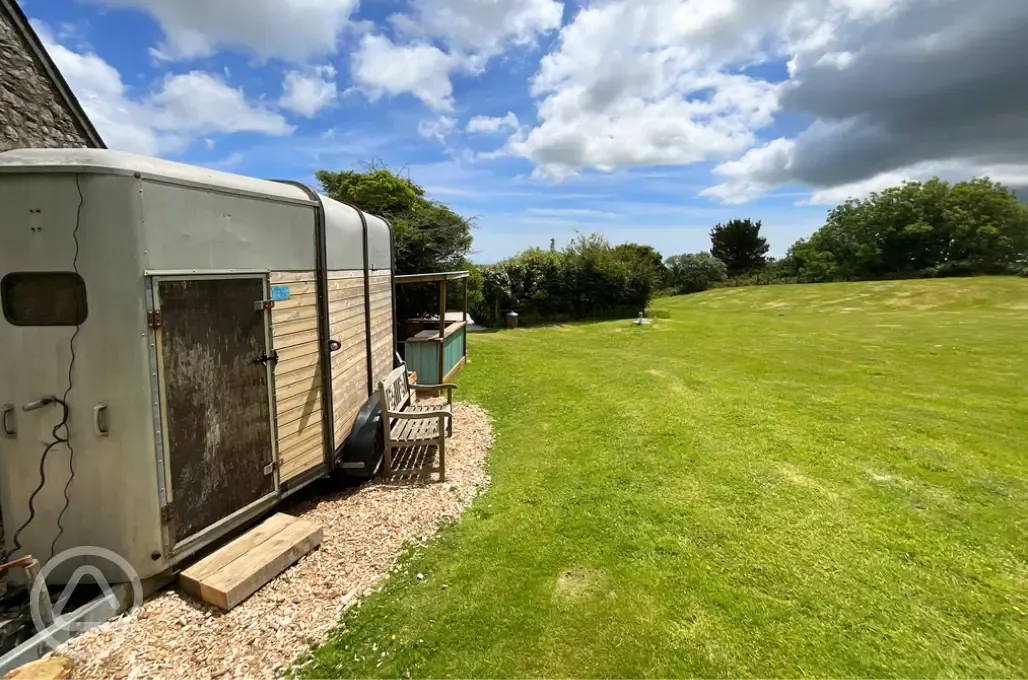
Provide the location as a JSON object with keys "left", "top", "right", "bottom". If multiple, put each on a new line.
{"left": 179, "top": 513, "right": 323, "bottom": 610}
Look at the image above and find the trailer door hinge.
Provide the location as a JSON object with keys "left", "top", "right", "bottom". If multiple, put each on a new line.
{"left": 160, "top": 503, "right": 173, "bottom": 523}
{"left": 148, "top": 310, "right": 162, "bottom": 328}
{"left": 263, "top": 460, "right": 282, "bottom": 476}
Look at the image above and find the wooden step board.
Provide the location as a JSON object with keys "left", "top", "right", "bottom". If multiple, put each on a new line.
{"left": 178, "top": 513, "right": 322, "bottom": 610}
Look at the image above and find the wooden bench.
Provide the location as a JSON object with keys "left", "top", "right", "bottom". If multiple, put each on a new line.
{"left": 378, "top": 365, "right": 456, "bottom": 480}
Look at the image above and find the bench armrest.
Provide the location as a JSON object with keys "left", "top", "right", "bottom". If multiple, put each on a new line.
{"left": 412, "top": 383, "right": 458, "bottom": 404}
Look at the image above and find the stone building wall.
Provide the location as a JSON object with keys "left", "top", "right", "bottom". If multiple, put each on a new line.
{"left": 0, "top": 0, "right": 101, "bottom": 151}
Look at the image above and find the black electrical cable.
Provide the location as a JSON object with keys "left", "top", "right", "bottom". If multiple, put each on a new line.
{"left": 50, "top": 174, "right": 84, "bottom": 560}
{"left": 8, "top": 175, "right": 82, "bottom": 562}
{"left": 8, "top": 398, "right": 71, "bottom": 559}
{"left": 9, "top": 398, "right": 67, "bottom": 557}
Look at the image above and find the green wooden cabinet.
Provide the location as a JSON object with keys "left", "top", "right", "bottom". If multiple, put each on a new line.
{"left": 405, "top": 324, "right": 467, "bottom": 383}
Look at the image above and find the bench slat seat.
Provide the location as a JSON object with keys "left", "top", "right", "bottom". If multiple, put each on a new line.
{"left": 390, "top": 422, "right": 441, "bottom": 445}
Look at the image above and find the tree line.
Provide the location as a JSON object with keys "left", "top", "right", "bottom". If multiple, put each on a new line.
{"left": 662, "top": 178, "right": 1028, "bottom": 295}
{"left": 784, "top": 178, "right": 1028, "bottom": 282}
{"left": 317, "top": 166, "right": 1028, "bottom": 328}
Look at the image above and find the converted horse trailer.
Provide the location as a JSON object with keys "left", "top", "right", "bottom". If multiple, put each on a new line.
{"left": 0, "top": 149, "right": 395, "bottom": 584}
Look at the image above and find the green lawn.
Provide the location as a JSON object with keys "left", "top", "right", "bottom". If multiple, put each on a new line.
{"left": 304, "top": 277, "right": 1028, "bottom": 678}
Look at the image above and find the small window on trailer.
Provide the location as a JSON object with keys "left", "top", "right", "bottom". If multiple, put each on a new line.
{"left": 1, "top": 272, "right": 88, "bottom": 326}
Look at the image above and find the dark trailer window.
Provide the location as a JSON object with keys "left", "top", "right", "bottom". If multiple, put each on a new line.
{"left": 1, "top": 272, "right": 88, "bottom": 326}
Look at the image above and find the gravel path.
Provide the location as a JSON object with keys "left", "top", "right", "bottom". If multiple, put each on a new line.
{"left": 57, "top": 402, "right": 493, "bottom": 680}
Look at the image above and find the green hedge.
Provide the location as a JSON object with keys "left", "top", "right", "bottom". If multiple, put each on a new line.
{"left": 472, "top": 235, "right": 655, "bottom": 327}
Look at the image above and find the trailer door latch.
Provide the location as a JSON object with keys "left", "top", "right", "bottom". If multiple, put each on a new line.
{"left": 252, "top": 349, "right": 279, "bottom": 366}
{"left": 263, "top": 460, "right": 282, "bottom": 476}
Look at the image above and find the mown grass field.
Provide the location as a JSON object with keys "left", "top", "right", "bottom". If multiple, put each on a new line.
{"left": 304, "top": 277, "right": 1028, "bottom": 678}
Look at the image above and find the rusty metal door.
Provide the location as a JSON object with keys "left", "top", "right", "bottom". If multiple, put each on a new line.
{"left": 154, "top": 275, "right": 276, "bottom": 546}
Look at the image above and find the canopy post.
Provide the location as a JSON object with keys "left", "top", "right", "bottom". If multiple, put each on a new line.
{"left": 462, "top": 277, "right": 469, "bottom": 358}
{"left": 438, "top": 279, "right": 447, "bottom": 384}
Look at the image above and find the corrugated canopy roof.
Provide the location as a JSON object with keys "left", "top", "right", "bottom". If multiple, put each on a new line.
{"left": 393, "top": 271, "right": 470, "bottom": 284}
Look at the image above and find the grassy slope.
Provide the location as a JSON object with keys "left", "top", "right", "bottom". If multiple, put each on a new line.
{"left": 303, "top": 277, "right": 1028, "bottom": 678}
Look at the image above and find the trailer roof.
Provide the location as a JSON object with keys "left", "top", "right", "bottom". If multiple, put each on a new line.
{"left": 0, "top": 148, "right": 316, "bottom": 206}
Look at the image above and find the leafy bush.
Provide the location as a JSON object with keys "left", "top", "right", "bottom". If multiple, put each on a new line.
{"left": 471, "top": 234, "right": 658, "bottom": 326}
{"left": 611, "top": 243, "right": 668, "bottom": 290}
{"left": 665, "top": 252, "right": 728, "bottom": 294}
{"left": 785, "top": 178, "right": 1028, "bottom": 283}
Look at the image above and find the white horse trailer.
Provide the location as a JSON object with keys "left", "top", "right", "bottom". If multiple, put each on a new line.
{"left": 0, "top": 148, "right": 396, "bottom": 585}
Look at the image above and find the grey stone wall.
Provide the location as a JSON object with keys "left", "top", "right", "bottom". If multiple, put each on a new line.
{"left": 0, "top": 2, "right": 94, "bottom": 151}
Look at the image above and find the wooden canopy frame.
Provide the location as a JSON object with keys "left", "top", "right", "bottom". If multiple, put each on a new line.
{"left": 394, "top": 270, "right": 470, "bottom": 383}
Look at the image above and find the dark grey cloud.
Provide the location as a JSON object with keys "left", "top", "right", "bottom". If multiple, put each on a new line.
{"left": 772, "top": 0, "right": 1028, "bottom": 189}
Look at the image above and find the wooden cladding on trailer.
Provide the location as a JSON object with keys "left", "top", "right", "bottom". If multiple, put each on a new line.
{"left": 327, "top": 270, "right": 366, "bottom": 445}
{"left": 327, "top": 269, "right": 392, "bottom": 446}
{"left": 270, "top": 268, "right": 393, "bottom": 482}
{"left": 369, "top": 270, "right": 394, "bottom": 388}
{"left": 269, "top": 271, "right": 325, "bottom": 482}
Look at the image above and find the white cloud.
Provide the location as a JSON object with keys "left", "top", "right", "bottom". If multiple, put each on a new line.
{"left": 509, "top": 0, "right": 797, "bottom": 178}
{"left": 279, "top": 65, "right": 338, "bottom": 118}
{"left": 815, "top": 51, "right": 856, "bottom": 70}
{"left": 356, "top": 0, "right": 563, "bottom": 111}
{"left": 351, "top": 34, "right": 457, "bottom": 111}
{"left": 467, "top": 112, "right": 520, "bottom": 134}
{"left": 34, "top": 21, "right": 163, "bottom": 154}
{"left": 509, "top": 0, "right": 1012, "bottom": 190}
{"left": 704, "top": 0, "right": 1028, "bottom": 202}
{"left": 399, "top": 0, "right": 563, "bottom": 57}
{"left": 91, "top": 0, "right": 359, "bottom": 61}
{"left": 418, "top": 115, "right": 458, "bottom": 141}
{"left": 36, "top": 21, "right": 293, "bottom": 156}
{"left": 702, "top": 138, "right": 797, "bottom": 204}
{"left": 514, "top": 72, "right": 780, "bottom": 179}
{"left": 147, "top": 72, "right": 293, "bottom": 136}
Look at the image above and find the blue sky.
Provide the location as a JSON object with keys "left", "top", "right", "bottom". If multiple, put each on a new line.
{"left": 22, "top": 0, "right": 1027, "bottom": 263}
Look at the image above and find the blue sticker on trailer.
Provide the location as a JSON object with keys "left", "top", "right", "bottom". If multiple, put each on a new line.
{"left": 271, "top": 285, "right": 291, "bottom": 301}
